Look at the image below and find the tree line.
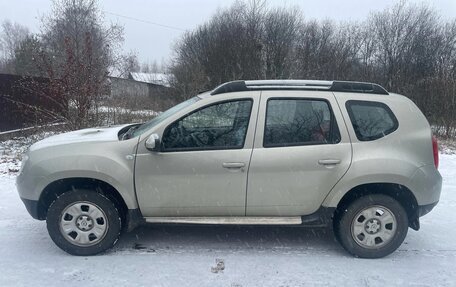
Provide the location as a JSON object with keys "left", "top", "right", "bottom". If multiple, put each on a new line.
{"left": 0, "top": 0, "right": 455, "bottom": 137}
{"left": 170, "top": 0, "right": 456, "bottom": 138}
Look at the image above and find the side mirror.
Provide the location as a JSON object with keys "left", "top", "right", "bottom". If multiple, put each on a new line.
{"left": 145, "top": 133, "right": 161, "bottom": 151}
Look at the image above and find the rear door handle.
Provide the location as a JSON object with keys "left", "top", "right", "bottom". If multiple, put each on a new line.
{"left": 318, "top": 159, "right": 341, "bottom": 166}
{"left": 222, "top": 162, "right": 246, "bottom": 169}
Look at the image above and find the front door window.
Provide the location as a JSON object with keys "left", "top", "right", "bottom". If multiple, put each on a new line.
{"left": 162, "top": 100, "right": 253, "bottom": 151}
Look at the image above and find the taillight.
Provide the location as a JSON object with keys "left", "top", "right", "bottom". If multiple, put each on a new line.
{"left": 432, "top": 136, "right": 439, "bottom": 169}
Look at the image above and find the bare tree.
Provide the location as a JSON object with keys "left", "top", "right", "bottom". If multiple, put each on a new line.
{"left": 141, "top": 60, "right": 165, "bottom": 73}
{"left": 13, "top": 35, "right": 43, "bottom": 76}
{"left": 18, "top": 0, "right": 124, "bottom": 130}
{"left": 117, "top": 52, "right": 140, "bottom": 78}
{"left": 170, "top": 0, "right": 295, "bottom": 97}
{"left": 294, "top": 20, "right": 339, "bottom": 79}
{"left": 0, "top": 20, "right": 30, "bottom": 73}
{"left": 263, "top": 7, "right": 301, "bottom": 79}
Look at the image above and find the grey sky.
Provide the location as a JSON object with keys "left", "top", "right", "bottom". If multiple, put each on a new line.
{"left": 1, "top": 0, "right": 455, "bottom": 65}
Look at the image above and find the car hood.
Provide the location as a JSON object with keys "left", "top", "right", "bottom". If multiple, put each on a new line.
{"left": 29, "top": 124, "right": 131, "bottom": 151}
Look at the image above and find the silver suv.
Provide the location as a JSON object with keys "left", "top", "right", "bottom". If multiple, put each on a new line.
{"left": 16, "top": 80, "right": 442, "bottom": 258}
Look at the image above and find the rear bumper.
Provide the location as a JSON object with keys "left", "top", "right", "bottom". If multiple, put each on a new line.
{"left": 409, "top": 201, "right": 439, "bottom": 231}
{"left": 20, "top": 197, "right": 43, "bottom": 220}
{"left": 417, "top": 201, "right": 438, "bottom": 217}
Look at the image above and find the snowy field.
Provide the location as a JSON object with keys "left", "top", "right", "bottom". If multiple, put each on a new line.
{"left": 0, "top": 139, "right": 455, "bottom": 286}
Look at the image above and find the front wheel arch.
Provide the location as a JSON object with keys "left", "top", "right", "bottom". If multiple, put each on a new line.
{"left": 37, "top": 178, "right": 128, "bottom": 226}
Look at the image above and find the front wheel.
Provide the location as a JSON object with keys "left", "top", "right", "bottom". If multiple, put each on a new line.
{"left": 335, "top": 194, "right": 408, "bottom": 258}
{"left": 46, "top": 189, "right": 122, "bottom": 256}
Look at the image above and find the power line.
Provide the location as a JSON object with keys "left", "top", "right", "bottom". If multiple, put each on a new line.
{"left": 105, "top": 11, "right": 187, "bottom": 32}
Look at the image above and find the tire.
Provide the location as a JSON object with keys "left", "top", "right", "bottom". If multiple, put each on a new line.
{"left": 335, "top": 194, "right": 408, "bottom": 258}
{"left": 46, "top": 189, "right": 122, "bottom": 256}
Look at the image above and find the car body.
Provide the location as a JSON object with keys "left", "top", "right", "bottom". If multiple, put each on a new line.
{"left": 16, "top": 80, "right": 442, "bottom": 257}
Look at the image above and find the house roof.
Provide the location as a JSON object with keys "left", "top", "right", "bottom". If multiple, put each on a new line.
{"left": 128, "top": 72, "right": 171, "bottom": 87}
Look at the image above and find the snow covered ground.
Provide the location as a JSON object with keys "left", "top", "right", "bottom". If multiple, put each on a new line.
{"left": 0, "top": 139, "right": 455, "bottom": 286}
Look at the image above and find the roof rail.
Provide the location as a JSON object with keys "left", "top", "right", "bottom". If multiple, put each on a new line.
{"left": 210, "top": 80, "right": 389, "bottom": 95}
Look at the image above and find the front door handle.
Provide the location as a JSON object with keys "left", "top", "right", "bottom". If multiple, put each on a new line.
{"left": 222, "top": 162, "right": 246, "bottom": 169}
{"left": 318, "top": 159, "right": 341, "bottom": 166}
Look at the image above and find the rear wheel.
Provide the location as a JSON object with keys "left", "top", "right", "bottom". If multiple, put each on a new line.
{"left": 46, "top": 189, "right": 122, "bottom": 256}
{"left": 335, "top": 194, "right": 408, "bottom": 258}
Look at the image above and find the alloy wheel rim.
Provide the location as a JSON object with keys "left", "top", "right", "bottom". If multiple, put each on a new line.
{"left": 351, "top": 205, "right": 397, "bottom": 249}
{"left": 59, "top": 202, "right": 108, "bottom": 247}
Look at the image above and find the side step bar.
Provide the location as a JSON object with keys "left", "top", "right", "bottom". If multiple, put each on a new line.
{"left": 145, "top": 217, "right": 302, "bottom": 225}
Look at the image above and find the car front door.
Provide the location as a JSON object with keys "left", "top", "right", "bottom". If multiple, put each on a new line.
{"left": 246, "top": 91, "right": 352, "bottom": 216}
{"left": 135, "top": 93, "right": 259, "bottom": 217}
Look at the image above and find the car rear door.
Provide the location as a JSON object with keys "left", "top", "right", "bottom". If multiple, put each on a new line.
{"left": 246, "top": 90, "right": 352, "bottom": 216}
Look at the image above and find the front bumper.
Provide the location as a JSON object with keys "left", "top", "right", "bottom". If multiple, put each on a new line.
{"left": 20, "top": 197, "right": 44, "bottom": 220}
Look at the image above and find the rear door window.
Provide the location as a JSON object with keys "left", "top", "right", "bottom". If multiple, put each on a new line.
{"left": 264, "top": 98, "right": 340, "bottom": 147}
{"left": 346, "top": 100, "right": 398, "bottom": 141}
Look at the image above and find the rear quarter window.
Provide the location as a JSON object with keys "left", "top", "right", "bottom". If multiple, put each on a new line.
{"left": 346, "top": 100, "right": 398, "bottom": 141}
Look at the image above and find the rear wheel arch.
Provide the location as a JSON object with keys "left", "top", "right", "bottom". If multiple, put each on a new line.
{"left": 333, "top": 183, "right": 419, "bottom": 230}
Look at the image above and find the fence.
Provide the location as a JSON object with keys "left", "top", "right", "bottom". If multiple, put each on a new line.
{"left": 0, "top": 73, "right": 65, "bottom": 132}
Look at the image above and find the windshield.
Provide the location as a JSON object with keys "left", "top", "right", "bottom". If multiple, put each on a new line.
{"left": 131, "top": 96, "right": 200, "bottom": 138}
